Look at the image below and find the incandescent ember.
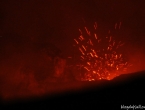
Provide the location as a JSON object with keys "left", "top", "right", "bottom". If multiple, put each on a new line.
{"left": 73, "top": 22, "right": 132, "bottom": 81}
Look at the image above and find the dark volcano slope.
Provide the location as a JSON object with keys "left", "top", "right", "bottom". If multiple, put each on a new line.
{"left": 2, "top": 70, "right": 145, "bottom": 109}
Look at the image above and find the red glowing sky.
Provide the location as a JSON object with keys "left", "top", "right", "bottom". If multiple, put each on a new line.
{"left": 0, "top": 0, "right": 145, "bottom": 101}
{"left": 0, "top": 0, "right": 145, "bottom": 56}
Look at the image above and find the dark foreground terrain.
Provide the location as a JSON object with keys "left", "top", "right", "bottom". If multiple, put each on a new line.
{"left": 1, "top": 70, "right": 145, "bottom": 109}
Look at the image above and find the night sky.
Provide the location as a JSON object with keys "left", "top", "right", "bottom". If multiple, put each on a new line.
{"left": 0, "top": 0, "right": 145, "bottom": 56}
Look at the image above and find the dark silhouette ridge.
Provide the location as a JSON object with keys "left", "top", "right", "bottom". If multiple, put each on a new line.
{"left": 1, "top": 70, "right": 145, "bottom": 109}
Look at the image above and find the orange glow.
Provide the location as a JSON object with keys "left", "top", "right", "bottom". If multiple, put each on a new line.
{"left": 73, "top": 22, "right": 132, "bottom": 81}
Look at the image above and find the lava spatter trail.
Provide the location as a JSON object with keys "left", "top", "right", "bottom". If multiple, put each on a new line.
{"left": 73, "top": 22, "right": 132, "bottom": 81}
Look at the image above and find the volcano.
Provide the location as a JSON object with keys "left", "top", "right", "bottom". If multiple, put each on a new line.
{"left": 1, "top": 70, "right": 145, "bottom": 109}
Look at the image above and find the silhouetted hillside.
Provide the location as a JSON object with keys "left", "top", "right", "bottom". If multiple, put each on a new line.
{"left": 1, "top": 70, "right": 145, "bottom": 109}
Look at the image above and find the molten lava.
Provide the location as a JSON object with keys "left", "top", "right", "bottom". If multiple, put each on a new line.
{"left": 73, "top": 22, "right": 132, "bottom": 81}
{"left": 0, "top": 22, "right": 133, "bottom": 102}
